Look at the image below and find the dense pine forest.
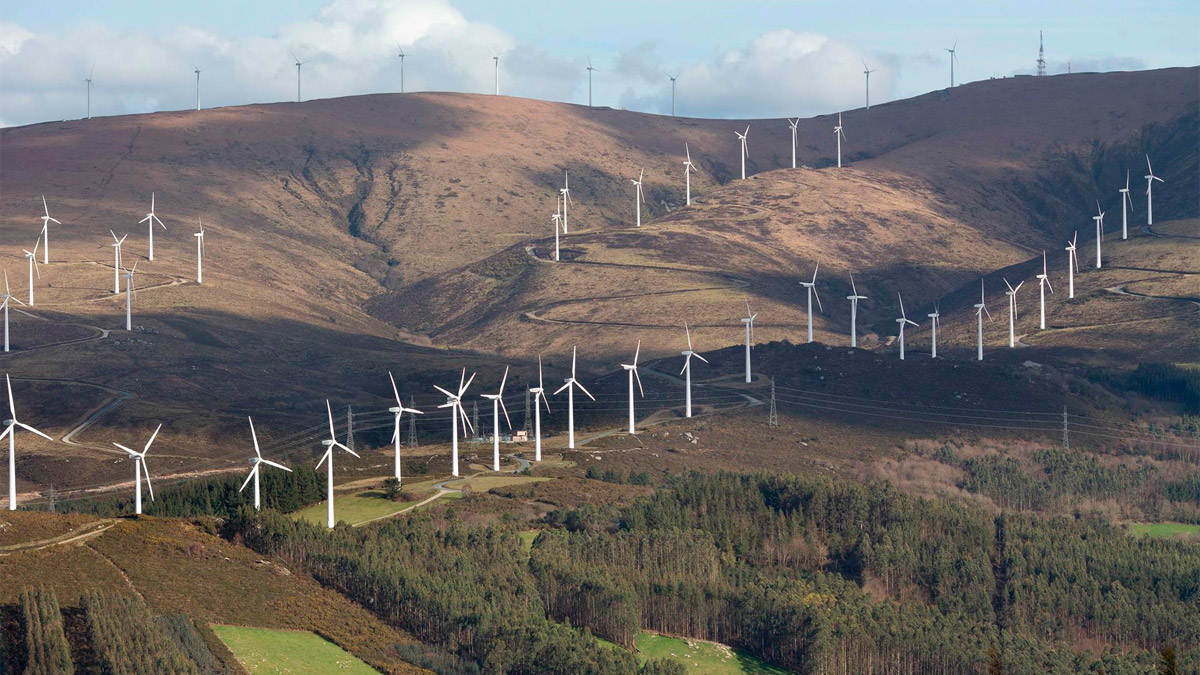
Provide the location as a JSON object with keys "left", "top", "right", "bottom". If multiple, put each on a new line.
{"left": 225, "top": 471, "right": 1200, "bottom": 674}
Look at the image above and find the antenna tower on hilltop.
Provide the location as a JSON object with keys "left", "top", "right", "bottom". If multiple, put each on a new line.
{"left": 1037, "top": 31, "right": 1047, "bottom": 76}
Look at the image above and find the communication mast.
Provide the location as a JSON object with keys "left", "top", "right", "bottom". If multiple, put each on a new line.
{"left": 1037, "top": 31, "right": 1047, "bottom": 76}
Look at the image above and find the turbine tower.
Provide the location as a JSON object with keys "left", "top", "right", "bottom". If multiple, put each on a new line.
{"left": 1065, "top": 232, "right": 1079, "bottom": 299}
{"left": 37, "top": 196, "right": 60, "bottom": 265}
{"left": 1118, "top": 171, "right": 1134, "bottom": 240}
{"left": 846, "top": 272, "right": 867, "bottom": 347}
{"left": 560, "top": 172, "right": 573, "bottom": 233}
{"left": 239, "top": 417, "right": 292, "bottom": 510}
{"left": 895, "top": 293, "right": 919, "bottom": 360}
{"left": 631, "top": 169, "right": 645, "bottom": 227}
{"left": 22, "top": 238, "right": 40, "bottom": 307}
{"left": 553, "top": 347, "right": 594, "bottom": 449}
{"left": 735, "top": 126, "right": 750, "bottom": 180}
{"left": 741, "top": 301, "right": 757, "bottom": 383}
{"left": 396, "top": 44, "right": 405, "bottom": 93}
{"left": 1003, "top": 278, "right": 1024, "bottom": 348}
{"left": 834, "top": 113, "right": 846, "bottom": 168}
{"left": 787, "top": 119, "right": 799, "bottom": 169}
{"left": 679, "top": 323, "right": 709, "bottom": 418}
{"left": 123, "top": 262, "right": 138, "bottom": 331}
{"left": 666, "top": 69, "right": 681, "bottom": 116}
{"left": 315, "top": 400, "right": 360, "bottom": 528}
{"left": 586, "top": 57, "right": 597, "bottom": 107}
{"left": 945, "top": 40, "right": 959, "bottom": 87}
{"left": 291, "top": 52, "right": 306, "bottom": 102}
{"left": 110, "top": 231, "right": 127, "bottom": 294}
{"left": 530, "top": 356, "right": 550, "bottom": 461}
{"left": 481, "top": 367, "right": 512, "bottom": 472}
{"left": 113, "top": 424, "right": 160, "bottom": 516}
{"left": 800, "top": 263, "right": 823, "bottom": 344}
{"left": 1092, "top": 201, "right": 1105, "bottom": 269}
{"left": 927, "top": 304, "right": 940, "bottom": 358}
{"left": 3, "top": 375, "right": 53, "bottom": 510}
{"left": 1036, "top": 251, "right": 1054, "bottom": 330}
{"left": 974, "top": 279, "right": 992, "bottom": 361}
{"left": 193, "top": 219, "right": 205, "bottom": 284}
{"left": 1144, "top": 155, "right": 1164, "bottom": 226}
{"left": 621, "top": 342, "right": 644, "bottom": 434}
{"left": 193, "top": 63, "right": 202, "bottom": 110}
{"left": 491, "top": 49, "right": 501, "bottom": 95}
{"left": 85, "top": 66, "right": 94, "bottom": 120}
{"left": 552, "top": 201, "right": 562, "bottom": 262}
{"left": 683, "top": 144, "right": 697, "bottom": 206}
{"left": 3, "top": 272, "right": 26, "bottom": 353}
{"left": 434, "top": 369, "right": 475, "bottom": 477}
{"left": 139, "top": 193, "right": 165, "bottom": 262}
{"left": 863, "top": 62, "right": 877, "bottom": 109}
{"left": 388, "top": 372, "right": 422, "bottom": 482}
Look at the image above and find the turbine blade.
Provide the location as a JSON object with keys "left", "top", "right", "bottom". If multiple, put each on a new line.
{"left": 5, "top": 374, "right": 14, "bottom": 419}
{"left": 433, "top": 384, "right": 455, "bottom": 399}
{"left": 575, "top": 381, "right": 596, "bottom": 401}
{"left": 633, "top": 340, "right": 641, "bottom": 366}
{"left": 144, "top": 423, "right": 162, "bottom": 453}
{"left": 240, "top": 466, "right": 257, "bottom": 492}
{"left": 813, "top": 285, "right": 824, "bottom": 312}
{"left": 142, "top": 461, "right": 154, "bottom": 501}
{"left": 553, "top": 381, "right": 571, "bottom": 395}
{"left": 336, "top": 441, "right": 360, "bottom": 458}
{"left": 316, "top": 447, "right": 331, "bottom": 470}
{"left": 694, "top": 353, "right": 709, "bottom": 364}
{"left": 389, "top": 371, "right": 402, "bottom": 405}
{"left": 16, "top": 422, "right": 53, "bottom": 442}
{"left": 499, "top": 398, "right": 511, "bottom": 429}
{"left": 249, "top": 416, "right": 261, "bottom": 457}
{"left": 261, "top": 459, "right": 292, "bottom": 472}
{"left": 633, "top": 368, "right": 644, "bottom": 398}
{"left": 326, "top": 399, "right": 336, "bottom": 439}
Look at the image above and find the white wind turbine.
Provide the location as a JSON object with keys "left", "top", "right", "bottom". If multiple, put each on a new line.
{"left": 491, "top": 49, "right": 501, "bottom": 95}
{"left": 552, "top": 199, "right": 562, "bottom": 262}
{"left": 110, "top": 231, "right": 128, "bottom": 294}
{"left": 631, "top": 169, "right": 645, "bottom": 227}
{"left": 945, "top": 40, "right": 959, "bottom": 87}
{"left": 974, "top": 279, "right": 992, "bottom": 361}
{"left": 1144, "top": 155, "right": 1164, "bottom": 226}
{"left": 193, "top": 63, "right": 202, "bottom": 110}
{"left": 481, "top": 367, "right": 512, "bottom": 472}
{"left": 1092, "top": 201, "right": 1105, "bottom": 269}
{"left": 680, "top": 323, "right": 709, "bottom": 418}
{"left": 863, "top": 61, "right": 877, "bottom": 109}
{"left": 239, "top": 417, "right": 292, "bottom": 511}
{"left": 1065, "top": 231, "right": 1079, "bottom": 299}
{"left": 530, "top": 356, "right": 550, "bottom": 461}
{"left": 38, "top": 196, "right": 60, "bottom": 265}
{"left": 834, "top": 113, "right": 846, "bottom": 168}
{"left": 396, "top": 44, "right": 406, "bottom": 93}
{"left": 1036, "top": 251, "right": 1054, "bottom": 330}
{"left": 123, "top": 262, "right": 138, "bottom": 331}
{"left": 560, "top": 172, "right": 573, "bottom": 234}
{"left": 85, "top": 66, "right": 94, "bottom": 120}
{"left": 666, "top": 69, "right": 681, "bottom": 116}
{"left": 683, "top": 144, "right": 697, "bottom": 206}
{"left": 291, "top": 52, "right": 307, "bottom": 102}
{"left": 787, "top": 119, "right": 799, "bottom": 169}
{"left": 846, "top": 272, "right": 867, "bottom": 347}
{"left": 735, "top": 126, "right": 750, "bottom": 180}
{"left": 553, "top": 347, "right": 594, "bottom": 449}
{"left": 927, "top": 304, "right": 940, "bottom": 358}
{"left": 1118, "top": 171, "right": 1134, "bottom": 240}
{"left": 434, "top": 369, "right": 475, "bottom": 477}
{"left": 22, "top": 237, "right": 40, "bottom": 307}
{"left": 193, "top": 219, "right": 205, "bottom": 284}
{"left": 140, "top": 193, "right": 166, "bottom": 262}
{"left": 621, "top": 342, "right": 644, "bottom": 434}
{"left": 3, "top": 272, "right": 26, "bottom": 353}
{"left": 895, "top": 293, "right": 918, "bottom": 360}
{"left": 388, "top": 372, "right": 422, "bottom": 482}
{"left": 741, "top": 301, "right": 757, "bottom": 383}
{"left": 113, "top": 424, "right": 160, "bottom": 516}
{"left": 586, "top": 57, "right": 597, "bottom": 107}
{"left": 800, "top": 262, "right": 823, "bottom": 344}
{"left": 3, "top": 375, "right": 53, "bottom": 510}
{"left": 315, "top": 400, "right": 360, "bottom": 528}
{"left": 1003, "top": 278, "right": 1024, "bottom": 348}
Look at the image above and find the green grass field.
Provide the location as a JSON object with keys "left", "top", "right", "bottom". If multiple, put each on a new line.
{"left": 212, "top": 625, "right": 380, "bottom": 674}
{"left": 1127, "top": 522, "right": 1200, "bottom": 539}
{"left": 598, "top": 632, "right": 789, "bottom": 674}
{"left": 293, "top": 490, "right": 418, "bottom": 527}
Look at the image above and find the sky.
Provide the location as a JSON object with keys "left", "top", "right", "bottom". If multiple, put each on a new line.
{"left": 0, "top": 0, "right": 1196, "bottom": 127}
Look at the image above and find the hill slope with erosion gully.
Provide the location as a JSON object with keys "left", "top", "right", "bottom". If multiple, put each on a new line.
{"left": 0, "top": 67, "right": 1195, "bottom": 502}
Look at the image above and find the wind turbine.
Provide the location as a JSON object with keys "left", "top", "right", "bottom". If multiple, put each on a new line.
{"left": 1092, "top": 201, "right": 1105, "bottom": 269}
{"left": 666, "top": 69, "right": 681, "bottom": 116}
{"left": 1144, "top": 155, "right": 1164, "bottom": 226}
{"left": 491, "top": 49, "right": 501, "bottom": 95}
{"left": 388, "top": 372, "right": 422, "bottom": 482}
{"left": 560, "top": 172, "right": 573, "bottom": 233}
{"left": 1003, "top": 278, "right": 1024, "bottom": 348}
{"left": 834, "top": 113, "right": 846, "bottom": 168}
{"left": 800, "top": 263, "right": 823, "bottom": 344}
{"left": 396, "top": 44, "right": 405, "bottom": 93}
{"left": 1065, "top": 231, "right": 1079, "bottom": 299}
{"left": 193, "top": 63, "right": 202, "bottom": 110}
{"left": 434, "top": 369, "right": 475, "bottom": 476}
{"left": 110, "top": 231, "right": 128, "bottom": 294}
{"left": 735, "top": 126, "right": 750, "bottom": 180}
{"left": 481, "top": 367, "right": 512, "bottom": 471}
{"left": 119, "top": 262, "right": 139, "bottom": 331}
{"left": 22, "top": 238, "right": 40, "bottom": 307}
{"left": 239, "top": 417, "right": 292, "bottom": 511}
{"left": 1118, "top": 171, "right": 1134, "bottom": 239}
{"left": 683, "top": 144, "right": 697, "bottom": 206}
{"left": 621, "top": 342, "right": 644, "bottom": 434}
{"left": 787, "top": 119, "right": 799, "bottom": 169}
{"left": 586, "top": 57, "right": 597, "bottom": 107}
{"left": 741, "top": 301, "right": 757, "bottom": 383}
{"left": 113, "top": 424, "right": 160, "bottom": 516}
{"left": 139, "top": 193, "right": 166, "bottom": 262}
{"left": 945, "top": 40, "right": 959, "bottom": 87}
{"left": 552, "top": 198, "right": 562, "bottom": 262}
{"left": 85, "top": 66, "right": 94, "bottom": 119}
{"left": 863, "top": 61, "right": 877, "bottom": 109}
{"left": 1036, "top": 251, "right": 1054, "bottom": 330}
{"left": 37, "top": 196, "right": 59, "bottom": 265}
{"left": 193, "top": 219, "right": 205, "bottom": 284}
{"left": 291, "top": 52, "right": 306, "bottom": 102}
{"left": 974, "top": 279, "right": 991, "bottom": 361}
{"left": 315, "top": 400, "right": 360, "bottom": 528}
{"left": 680, "top": 323, "right": 709, "bottom": 418}
{"left": 631, "top": 169, "right": 645, "bottom": 227}
{"left": 530, "top": 356, "right": 550, "bottom": 461}
{"left": 847, "top": 272, "right": 867, "bottom": 347}
{"left": 895, "top": 293, "right": 919, "bottom": 360}
{"left": 927, "top": 304, "right": 940, "bottom": 358}
{"left": 3, "top": 375, "right": 53, "bottom": 510}
{"left": 3, "top": 272, "right": 26, "bottom": 353}
{"left": 553, "top": 347, "right": 594, "bottom": 449}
